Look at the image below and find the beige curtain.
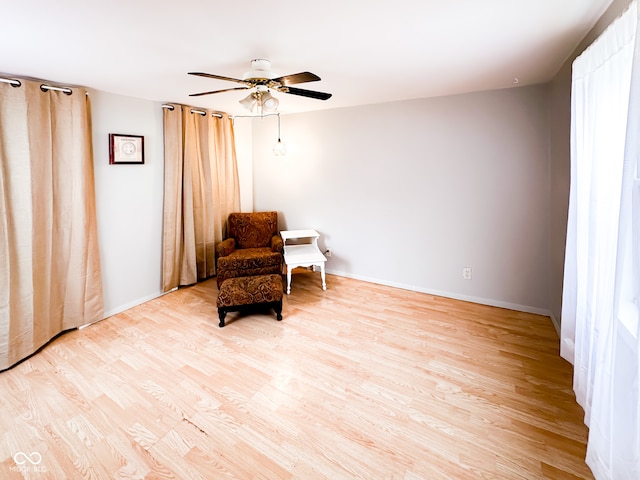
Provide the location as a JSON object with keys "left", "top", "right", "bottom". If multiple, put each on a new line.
{"left": 162, "top": 106, "right": 240, "bottom": 291}
{"left": 0, "top": 79, "right": 103, "bottom": 371}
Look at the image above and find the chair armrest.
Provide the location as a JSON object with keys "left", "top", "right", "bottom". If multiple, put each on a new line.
{"left": 216, "top": 238, "right": 236, "bottom": 257}
{"left": 271, "top": 235, "right": 284, "bottom": 253}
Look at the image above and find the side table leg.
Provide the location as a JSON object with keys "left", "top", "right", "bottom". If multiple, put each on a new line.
{"left": 286, "top": 267, "right": 292, "bottom": 294}
{"left": 320, "top": 262, "right": 327, "bottom": 291}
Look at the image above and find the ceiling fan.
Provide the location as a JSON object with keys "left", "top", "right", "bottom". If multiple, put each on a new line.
{"left": 188, "top": 59, "right": 332, "bottom": 113}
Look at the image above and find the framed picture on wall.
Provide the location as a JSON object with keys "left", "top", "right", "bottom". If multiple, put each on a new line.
{"left": 109, "top": 133, "right": 144, "bottom": 164}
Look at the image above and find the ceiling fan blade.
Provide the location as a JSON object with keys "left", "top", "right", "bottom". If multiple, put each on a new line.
{"left": 188, "top": 72, "right": 248, "bottom": 85}
{"left": 189, "top": 87, "right": 249, "bottom": 97}
{"left": 280, "top": 86, "right": 332, "bottom": 100}
{"left": 271, "top": 72, "right": 321, "bottom": 86}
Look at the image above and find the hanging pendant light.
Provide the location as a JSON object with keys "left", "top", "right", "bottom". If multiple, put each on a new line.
{"left": 273, "top": 113, "right": 287, "bottom": 156}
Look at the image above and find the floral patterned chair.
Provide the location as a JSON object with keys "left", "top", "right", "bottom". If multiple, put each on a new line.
{"left": 215, "top": 211, "right": 284, "bottom": 287}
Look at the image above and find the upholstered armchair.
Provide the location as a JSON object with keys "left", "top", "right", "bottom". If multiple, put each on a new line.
{"left": 215, "top": 211, "right": 284, "bottom": 287}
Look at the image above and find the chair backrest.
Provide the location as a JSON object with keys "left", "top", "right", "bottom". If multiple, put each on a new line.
{"left": 228, "top": 212, "right": 278, "bottom": 249}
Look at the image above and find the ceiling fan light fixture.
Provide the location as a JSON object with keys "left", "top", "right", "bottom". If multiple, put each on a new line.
{"left": 239, "top": 92, "right": 257, "bottom": 112}
{"left": 261, "top": 91, "right": 279, "bottom": 112}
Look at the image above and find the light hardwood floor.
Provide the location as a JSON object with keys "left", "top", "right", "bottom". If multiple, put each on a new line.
{"left": 0, "top": 272, "right": 592, "bottom": 479}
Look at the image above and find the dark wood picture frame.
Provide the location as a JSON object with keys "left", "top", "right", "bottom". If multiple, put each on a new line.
{"left": 109, "top": 133, "right": 144, "bottom": 164}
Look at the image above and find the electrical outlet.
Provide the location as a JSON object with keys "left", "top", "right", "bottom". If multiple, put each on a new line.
{"left": 463, "top": 267, "right": 472, "bottom": 280}
{"left": 325, "top": 249, "right": 332, "bottom": 258}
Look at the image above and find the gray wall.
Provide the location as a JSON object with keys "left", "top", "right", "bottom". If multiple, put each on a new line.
{"left": 90, "top": 90, "right": 165, "bottom": 317}
{"left": 251, "top": 86, "right": 552, "bottom": 316}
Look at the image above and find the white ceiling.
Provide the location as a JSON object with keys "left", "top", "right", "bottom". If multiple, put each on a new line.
{"left": 1, "top": 0, "right": 612, "bottom": 116}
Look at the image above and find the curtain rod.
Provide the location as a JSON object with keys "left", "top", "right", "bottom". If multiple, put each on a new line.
{"left": 160, "top": 104, "right": 281, "bottom": 120}
{"left": 40, "top": 85, "right": 72, "bottom": 95}
{"left": 161, "top": 104, "right": 223, "bottom": 118}
{"left": 0, "top": 76, "right": 74, "bottom": 95}
{"left": 0, "top": 77, "right": 20, "bottom": 87}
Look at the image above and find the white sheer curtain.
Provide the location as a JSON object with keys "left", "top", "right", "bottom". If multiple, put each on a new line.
{"left": 561, "top": 1, "right": 640, "bottom": 478}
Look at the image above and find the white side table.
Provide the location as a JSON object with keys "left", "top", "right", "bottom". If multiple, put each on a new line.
{"left": 280, "top": 229, "right": 327, "bottom": 294}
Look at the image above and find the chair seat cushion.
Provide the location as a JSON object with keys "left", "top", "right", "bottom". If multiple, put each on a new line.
{"left": 218, "top": 248, "right": 282, "bottom": 270}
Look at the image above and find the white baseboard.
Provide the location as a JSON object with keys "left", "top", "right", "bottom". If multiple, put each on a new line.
{"left": 548, "top": 312, "right": 560, "bottom": 336}
{"left": 79, "top": 288, "right": 177, "bottom": 329}
{"left": 325, "top": 269, "right": 554, "bottom": 321}
{"left": 102, "top": 289, "right": 174, "bottom": 319}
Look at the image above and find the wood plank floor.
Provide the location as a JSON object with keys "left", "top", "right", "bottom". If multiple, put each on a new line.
{"left": 0, "top": 272, "right": 593, "bottom": 479}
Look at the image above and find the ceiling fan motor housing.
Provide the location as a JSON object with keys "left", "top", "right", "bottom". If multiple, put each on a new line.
{"left": 243, "top": 59, "right": 276, "bottom": 81}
